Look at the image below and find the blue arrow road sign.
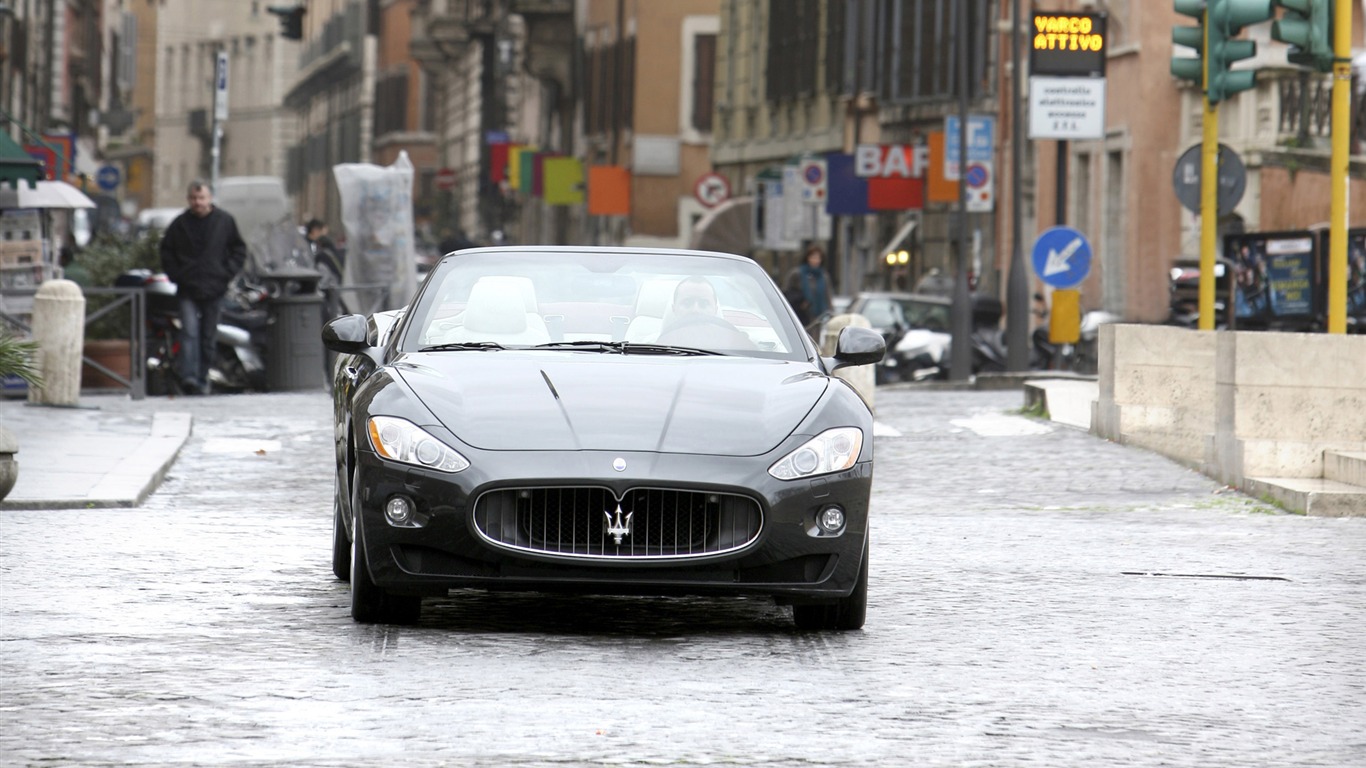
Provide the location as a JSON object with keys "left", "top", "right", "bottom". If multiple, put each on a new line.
{"left": 1031, "top": 226, "right": 1092, "bottom": 288}
{"left": 96, "top": 164, "right": 121, "bottom": 191}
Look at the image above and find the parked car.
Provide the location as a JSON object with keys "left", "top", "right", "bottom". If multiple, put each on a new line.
{"left": 846, "top": 291, "right": 952, "bottom": 382}
{"left": 322, "top": 246, "right": 886, "bottom": 629}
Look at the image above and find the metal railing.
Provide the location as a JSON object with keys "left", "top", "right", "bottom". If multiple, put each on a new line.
{"left": 0, "top": 286, "right": 147, "bottom": 400}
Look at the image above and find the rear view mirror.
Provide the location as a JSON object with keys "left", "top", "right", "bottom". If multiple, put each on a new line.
{"left": 322, "top": 314, "right": 370, "bottom": 354}
{"left": 828, "top": 326, "right": 886, "bottom": 371}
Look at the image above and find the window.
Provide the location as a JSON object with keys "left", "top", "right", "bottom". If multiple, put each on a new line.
{"left": 870, "top": 0, "right": 992, "bottom": 105}
{"left": 692, "top": 33, "right": 716, "bottom": 132}
{"left": 766, "top": 0, "right": 819, "bottom": 102}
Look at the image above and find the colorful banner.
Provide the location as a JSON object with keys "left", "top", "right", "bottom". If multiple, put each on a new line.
{"left": 587, "top": 166, "right": 631, "bottom": 216}
{"left": 868, "top": 177, "right": 924, "bottom": 211}
{"left": 927, "top": 132, "right": 959, "bottom": 204}
{"left": 824, "top": 154, "right": 871, "bottom": 216}
{"left": 542, "top": 157, "right": 584, "bottom": 205}
{"left": 489, "top": 142, "right": 510, "bottom": 183}
{"left": 508, "top": 145, "right": 537, "bottom": 191}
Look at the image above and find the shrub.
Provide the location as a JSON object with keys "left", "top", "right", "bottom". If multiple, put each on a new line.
{"left": 76, "top": 231, "right": 163, "bottom": 340}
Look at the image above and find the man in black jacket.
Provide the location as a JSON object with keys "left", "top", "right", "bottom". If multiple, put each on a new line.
{"left": 159, "top": 180, "right": 247, "bottom": 395}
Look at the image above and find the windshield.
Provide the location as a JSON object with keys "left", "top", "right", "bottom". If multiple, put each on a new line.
{"left": 399, "top": 248, "right": 810, "bottom": 361}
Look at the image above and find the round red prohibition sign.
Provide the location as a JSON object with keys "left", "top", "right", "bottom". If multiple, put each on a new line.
{"left": 694, "top": 172, "right": 731, "bottom": 208}
{"left": 965, "top": 162, "right": 990, "bottom": 189}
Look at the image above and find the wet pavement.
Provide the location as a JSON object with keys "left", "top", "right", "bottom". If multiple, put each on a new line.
{"left": 1, "top": 388, "right": 1363, "bottom": 766}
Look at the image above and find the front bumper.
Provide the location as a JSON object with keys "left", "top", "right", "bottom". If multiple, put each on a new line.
{"left": 351, "top": 445, "right": 873, "bottom": 603}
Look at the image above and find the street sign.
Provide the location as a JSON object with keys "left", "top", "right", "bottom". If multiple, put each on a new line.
{"left": 965, "top": 160, "right": 993, "bottom": 212}
{"left": 1030, "top": 12, "right": 1107, "bottom": 78}
{"left": 1029, "top": 76, "right": 1106, "bottom": 140}
{"left": 1031, "top": 226, "right": 1093, "bottom": 288}
{"left": 435, "top": 167, "right": 457, "bottom": 191}
{"left": 214, "top": 52, "right": 229, "bottom": 121}
{"left": 799, "top": 158, "right": 827, "bottom": 203}
{"left": 1172, "top": 143, "right": 1247, "bottom": 216}
{"left": 694, "top": 172, "right": 730, "bottom": 208}
{"left": 943, "top": 114, "right": 995, "bottom": 180}
{"left": 95, "top": 164, "right": 121, "bottom": 191}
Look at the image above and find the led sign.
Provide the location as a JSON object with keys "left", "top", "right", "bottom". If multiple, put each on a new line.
{"left": 1030, "top": 12, "right": 1107, "bottom": 78}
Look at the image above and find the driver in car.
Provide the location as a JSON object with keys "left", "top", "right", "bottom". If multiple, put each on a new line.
{"left": 658, "top": 276, "right": 758, "bottom": 350}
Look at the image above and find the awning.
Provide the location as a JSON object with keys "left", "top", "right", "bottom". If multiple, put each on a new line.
{"left": 0, "top": 131, "right": 43, "bottom": 189}
{"left": 689, "top": 195, "right": 753, "bottom": 254}
{"left": 0, "top": 180, "right": 98, "bottom": 210}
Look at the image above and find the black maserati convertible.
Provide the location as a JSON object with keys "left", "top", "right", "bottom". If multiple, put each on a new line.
{"left": 322, "top": 246, "right": 885, "bottom": 630}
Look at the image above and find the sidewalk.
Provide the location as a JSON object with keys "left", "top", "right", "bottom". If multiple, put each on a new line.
{"left": 0, "top": 396, "right": 192, "bottom": 510}
{"left": 0, "top": 378, "right": 1101, "bottom": 510}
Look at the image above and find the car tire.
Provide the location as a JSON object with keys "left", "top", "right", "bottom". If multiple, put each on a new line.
{"left": 331, "top": 478, "right": 350, "bottom": 582}
{"left": 349, "top": 466, "right": 422, "bottom": 625}
{"left": 792, "top": 540, "right": 868, "bottom": 631}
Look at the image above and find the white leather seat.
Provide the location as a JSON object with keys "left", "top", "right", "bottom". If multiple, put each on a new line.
{"left": 433, "top": 278, "right": 550, "bottom": 345}
{"left": 624, "top": 278, "right": 680, "bottom": 342}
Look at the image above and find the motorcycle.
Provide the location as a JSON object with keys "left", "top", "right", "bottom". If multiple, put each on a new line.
{"left": 1031, "top": 296, "right": 1122, "bottom": 374}
{"left": 115, "top": 269, "right": 270, "bottom": 395}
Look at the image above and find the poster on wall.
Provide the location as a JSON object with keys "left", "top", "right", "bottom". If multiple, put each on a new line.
{"left": 1322, "top": 229, "right": 1366, "bottom": 322}
{"left": 1224, "top": 230, "right": 1318, "bottom": 324}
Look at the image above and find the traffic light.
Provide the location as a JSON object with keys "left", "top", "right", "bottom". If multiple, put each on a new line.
{"left": 1171, "top": 0, "right": 1208, "bottom": 88}
{"left": 267, "top": 5, "right": 305, "bottom": 41}
{"left": 1272, "top": 0, "right": 1333, "bottom": 72}
{"left": 1208, "top": 0, "right": 1274, "bottom": 103}
{"left": 1172, "top": 1, "right": 1276, "bottom": 103}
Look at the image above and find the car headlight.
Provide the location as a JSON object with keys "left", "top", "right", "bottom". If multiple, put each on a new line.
{"left": 768, "top": 427, "right": 863, "bottom": 480}
{"left": 366, "top": 416, "right": 470, "bottom": 473}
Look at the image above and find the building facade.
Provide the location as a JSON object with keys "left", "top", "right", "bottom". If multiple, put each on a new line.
{"left": 152, "top": 0, "right": 300, "bottom": 208}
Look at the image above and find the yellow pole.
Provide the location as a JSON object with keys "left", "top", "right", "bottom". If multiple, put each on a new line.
{"left": 1327, "top": 0, "right": 1351, "bottom": 334}
{"left": 1200, "top": 17, "right": 1218, "bottom": 332}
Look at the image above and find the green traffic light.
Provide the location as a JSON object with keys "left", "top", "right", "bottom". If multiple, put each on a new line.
{"left": 1272, "top": 0, "right": 1333, "bottom": 72}
{"left": 1206, "top": 0, "right": 1275, "bottom": 103}
{"left": 1172, "top": 0, "right": 1208, "bottom": 87}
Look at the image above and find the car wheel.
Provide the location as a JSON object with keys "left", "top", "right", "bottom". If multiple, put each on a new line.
{"left": 331, "top": 474, "right": 350, "bottom": 582}
{"left": 349, "top": 466, "right": 422, "bottom": 624}
{"left": 792, "top": 540, "right": 868, "bottom": 631}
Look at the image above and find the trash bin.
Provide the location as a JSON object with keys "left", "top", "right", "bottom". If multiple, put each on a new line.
{"left": 260, "top": 268, "right": 325, "bottom": 391}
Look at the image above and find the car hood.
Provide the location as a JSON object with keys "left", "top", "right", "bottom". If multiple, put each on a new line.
{"left": 396, "top": 352, "right": 828, "bottom": 455}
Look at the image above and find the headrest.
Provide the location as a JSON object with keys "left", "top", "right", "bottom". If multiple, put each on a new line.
{"left": 464, "top": 280, "right": 529, "bottom": 334}
{"left": 476, "top": 275, "right": 538, "bottom": 311}
{"left": 633, "top": 278, "right": 680, "bottom": 319}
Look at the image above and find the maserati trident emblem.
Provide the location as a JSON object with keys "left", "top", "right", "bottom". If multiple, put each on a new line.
{"left": 604, "top": 503, "right": 633, "bottom": 545}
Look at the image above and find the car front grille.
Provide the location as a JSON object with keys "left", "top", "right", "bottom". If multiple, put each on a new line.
{"left": 473, "top": 486, "right": 763, "bottom": 560}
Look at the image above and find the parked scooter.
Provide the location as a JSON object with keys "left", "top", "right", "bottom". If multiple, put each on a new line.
{"left": 115, "top": 269, "right": 269, "bottom": 394}
{"left": 1030, "top": 294, "right": 1121, "bottom": 374}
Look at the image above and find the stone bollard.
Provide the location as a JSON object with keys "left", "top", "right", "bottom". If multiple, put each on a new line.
{"left": 819, "top": 313, "right": 876, "bottom": 412}
{"left": 29, "top": 279, "right": 85, "bottom": 406}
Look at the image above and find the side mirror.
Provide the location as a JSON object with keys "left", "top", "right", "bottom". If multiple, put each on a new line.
{"left": 827, "top": 325, "right": 886, "bottom": 371}
{"left": 321, "top": 314, "right": 371, "bottom": 354}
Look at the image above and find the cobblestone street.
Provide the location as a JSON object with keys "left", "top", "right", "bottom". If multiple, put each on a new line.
{"left": 2, "top": 389, "right": 1363, "bottom": 766}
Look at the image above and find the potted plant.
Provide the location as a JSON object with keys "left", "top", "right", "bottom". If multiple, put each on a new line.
{"left": 0, "top": 330, "right": 43, "bottom": 500}
{"left": 71, "top": 231, "right": 162, "bottom": 389}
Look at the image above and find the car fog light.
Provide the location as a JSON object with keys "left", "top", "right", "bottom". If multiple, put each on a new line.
{"left": 385, "top": 496, "right": 415, "bottom": 526}
{"left": 817, "top": 506, "right": 846, "bottom": 534}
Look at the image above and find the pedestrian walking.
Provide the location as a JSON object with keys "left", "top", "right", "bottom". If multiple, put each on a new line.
{"left": 783, "top": 244, "right": 835, "bottom": 327}
{"left": 159, "top": 180, "right": 247, "bottom": 395}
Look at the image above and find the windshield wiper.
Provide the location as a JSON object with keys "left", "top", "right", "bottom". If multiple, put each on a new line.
{"left": 418, "top": 341, "right": 507, "bottom": 352}
{"left": 532, "top": 340, "right": 719, "bottom": 356}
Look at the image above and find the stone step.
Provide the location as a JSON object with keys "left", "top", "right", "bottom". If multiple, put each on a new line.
{"left": 1324, "top": 450, "right": 1366, "bottom": 487}
{"left": 1243, "top": 476, "right": 1366, "bottom": 518}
